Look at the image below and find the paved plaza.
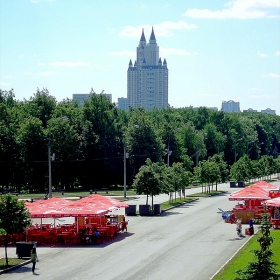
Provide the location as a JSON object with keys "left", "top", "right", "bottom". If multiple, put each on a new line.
{"left": 1, "top": 179, "right": 280, "bottom": 280}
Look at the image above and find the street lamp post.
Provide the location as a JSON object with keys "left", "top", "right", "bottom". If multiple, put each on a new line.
{"left": 123, "top": 144, "right": 129, "bottom": 199}
{"left": 48, "top": 116, "right": 67, "bottom": 198}
{"left": 234, "top": 138, "right": 242, "bottom": 162}
{"left": 166, "top": 136, "right": 172, "bottom": 167}
{"left": 123, "top": 124, "right": 139, "bottom": 198}
{"left": 48, "top": 139, "right": 55, "bottom": 198}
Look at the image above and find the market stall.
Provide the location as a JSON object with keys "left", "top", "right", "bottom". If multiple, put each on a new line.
{"left": 265, "top": 197, "right": 280, "bottom": 229}
{"left": 24, "top": 195, "right": 129, "bottom": 245}
{"left": 228, "top": 181, "right": 277, "bottom": 223}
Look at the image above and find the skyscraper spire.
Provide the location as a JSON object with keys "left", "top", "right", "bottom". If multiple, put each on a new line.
{"left": 139, "top": 28, "right": 146, "bottom": 46}
{"left": 127, "top": 27, "right": 168, "bottom": 110}
{"left": 149, "top": 27, "right": 156, "bottom": 44}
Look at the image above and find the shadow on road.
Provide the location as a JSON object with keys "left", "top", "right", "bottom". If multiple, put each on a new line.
{"left": 7, "top": 266, "right": 31, "bottom": 274}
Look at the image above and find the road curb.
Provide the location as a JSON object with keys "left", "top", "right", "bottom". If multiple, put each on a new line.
{"left": 162, "top": 197, "right": 199, "bottom": 212}
{"left": 0, "top": 259, "right": 31, "bottom": 275}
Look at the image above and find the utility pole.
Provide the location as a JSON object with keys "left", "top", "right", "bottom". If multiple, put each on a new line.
{"left": 48, "top": 139, "right": 52, "bottom": 198}
{"left": 167, "top": 137, "right": 172, "bottom": 167}
{"left": 123, "top": 145, "right": 129, "bottom": 198}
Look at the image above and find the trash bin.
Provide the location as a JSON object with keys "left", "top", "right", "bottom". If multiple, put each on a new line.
{"left": 238, "top": 181, "right": 244, "bottom": 187}
{"left": 153, "top": 204, "right": 161, "bottom": 215}
{"left": 16, "top": 242, "right": 37, "bottom": 259}
{"left": 125, "top": 205, "right": 136, "bottom": 216}
{"left": 139, "top": 205, "right": 150, "bottom": 216}
{"left": 230, "top": 182, "right": 236, "bottom": 188}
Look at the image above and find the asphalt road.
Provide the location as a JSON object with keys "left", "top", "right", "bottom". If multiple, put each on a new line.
{"left": 2, "top": 179, "right": 280, "bottom": 280}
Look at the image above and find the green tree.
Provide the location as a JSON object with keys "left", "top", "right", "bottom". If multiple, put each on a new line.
{"left": 25, "top": 88, "right": 57, "bottom": 128}
{"left": 209, "top": 153, "right": 228, "bottom": 190}
{"left": 230, "top": 155, "right": 254, "bottom": 182}
{"left": 132, "top": 158, "right": 165, "bottom": 207}
{"left": 0, "top": 194, "right": 31, "bottom": 266}
{"left": 168, "top": 162, "right": 187, "bottom": 201}
{"left": 200, "top": 160, "right": 220, "bottom": 193}
{"left": 126, "top": 111, "right": 163, "bottom": 179}
{"left": 235, "top": 205, "right": 280, "bottom": 280}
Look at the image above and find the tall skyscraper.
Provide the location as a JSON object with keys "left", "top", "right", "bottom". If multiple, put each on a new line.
{"left": 127, "top": 28, "right": 168, "bottom": 110}
{"left": 221, "top": 100, "right": 240, "bottom": 113}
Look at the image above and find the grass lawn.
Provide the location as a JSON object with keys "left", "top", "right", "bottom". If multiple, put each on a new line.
{"left": 212, "top": 230, "right": 280, "bottom": 280}
{"left": 161, "top": 197, "right": 196, "bottom": 211}
{"left": 0, "top": 258, "right": 28, "bottom": 270}
{"left": 188, "top": 190, "right": 227, "bottom": 198}
{"left": 15, "top": 189, "right": 138, "bottom": 200}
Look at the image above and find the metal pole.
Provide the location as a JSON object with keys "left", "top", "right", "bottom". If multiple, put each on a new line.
{"left": 234, "top": 144, "right": 237, "bottom": 162}
{"left": 124, "top": 144, "right": 126, "bottom": 198}
{"left": 48, "top": 139, "right": 52, "bottom": 198}
{"left": 196, "top": 151, "right": 199, "bottom": 166}
{"left": 167, "top": 141, "right": 170, "bottom": 167}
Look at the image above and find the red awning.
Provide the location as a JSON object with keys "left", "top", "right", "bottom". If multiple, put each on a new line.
{"left": 79, "top": 194, "right": 129, "bottom": 209}
{"left": 228, "top": 181, "right": 276, "bottom": 201}
{"left": 265, "top": 197, "right": 280, "bottom": 207}
{"left": 25, "top": 195, "right": 128, "bottom": 218}
{"left": 229, "top": 180, "right": 277, "bottom": 201}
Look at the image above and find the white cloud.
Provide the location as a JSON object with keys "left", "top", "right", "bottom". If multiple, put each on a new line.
{"left": 24, "top": 72, "right": 33, "bottom": 76}
{"left": 276, "top": 51, "right": 280, "bottom": 56}
{"left": 258, "top": 51, "right": 267, "bottom": 57}
{"left": 39, "top": 71, "right": 57, "bottom": 76}
{"left": 184, "top": 0, "right": 280, "bottom": 19}
{"left": 31, "top": 0, "right": 54, "bottom": 2}
{"left": 262, "top": 73, "right": 280, "bottom": 78}
{"left": 161, "top": 48, "right": 191, "bottom": 57}
{"left": 249, "top": 94, "right": 277, "bottom": 99}
{"left": 109, "top": 51, "right": 134, "bottom": 57}
{"left": 38, "top": 63, "right": 45, "bottom": 66}
{"left": 119, "top": 21, "right": 197, "bottom": 38}
{"left": 0, "top": 82, "right": 9, "bottom": 86}
{"left": 249, "top": 87, "right": 263, "bottom": 91}
{"left": 49, "top": 61, "right": 90, "bottom": 67}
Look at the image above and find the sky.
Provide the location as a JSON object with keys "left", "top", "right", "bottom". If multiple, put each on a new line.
{"left": 0, "top": 0, "right": 279, "bottom": 114}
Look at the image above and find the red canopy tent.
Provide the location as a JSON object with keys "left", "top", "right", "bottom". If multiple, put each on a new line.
{"left": 229, "top": 187, "right": 271, "bottom": 201}
{"left": 78, "top": 194, "right": 129, "bottom": 209}
{"left": 264, "top": 197, "right": 280, "bottom": 229}
{"left": 25, "top": 195, "right": 128, "bottom": 219}
{"left": 265, "top": 197, "right": 280, "bottom": 207}
{"left": 248, "top": 181, "right": 277, "bottom": 190}
{"left": 228, "top": 181, "right": 278, "bottom": 223}
{"left": 229, "top": 181, "right": 277, "bottom": 202}
{"left": 25, "top": 197, "right": 112, "bottom": 218}
{"left": 25, "top": 197, "right": 73, "bottom": 218}
{"left": 46, "top": 202, "right": 111, "bottom": 217}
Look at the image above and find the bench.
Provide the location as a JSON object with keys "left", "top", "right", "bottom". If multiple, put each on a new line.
{"left": 11, "top": 192, "right": 20, "bottom": 196}
{"left": 93, "top": 188, "right": 109, "bottom": 194}
{"left": 1, "top": 191, "right": 19, "bottom": 196}
{"left": 53, "top": 189, "right": 65, "bottom": 195}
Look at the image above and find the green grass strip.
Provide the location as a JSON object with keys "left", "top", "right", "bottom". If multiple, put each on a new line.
{"left": 212, "top": 230, "right": 280, "bottom": 280}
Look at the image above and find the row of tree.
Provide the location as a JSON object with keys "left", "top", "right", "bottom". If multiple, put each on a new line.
{"left": 0, "top": 88, "right": 280, "bottom": 193}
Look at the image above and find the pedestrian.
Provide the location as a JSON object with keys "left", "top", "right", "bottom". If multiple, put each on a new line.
{"left": 30, "top": 247, "right": 38, "bottom": 274}
{"left": 121, "top": 217, "right": 128, "bottom": 232}
{"left": 249, "top": 218, "right": 254, "bottom": 235}
{"left": 236, "top": 219, "right": 243, "bottom": 237}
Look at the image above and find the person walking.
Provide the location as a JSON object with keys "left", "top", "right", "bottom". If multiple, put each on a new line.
{"left": 30, "top": 247, "right": 39, "bottom": 274}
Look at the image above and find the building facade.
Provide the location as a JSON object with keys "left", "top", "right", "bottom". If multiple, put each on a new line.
{"left": 127, "top": 28, "right": 168, "bottom": 110}
{"left": 117, "top": 97, "right": 128, "bottom": 111}
{"left": 261, "top": 108, "right": 276, "bottom": 115}
{"left": 73, "top": 93, "right": 112, "bottom": 106}
{"left": 221, "top": 100, "right": 240, "bottom": 113}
